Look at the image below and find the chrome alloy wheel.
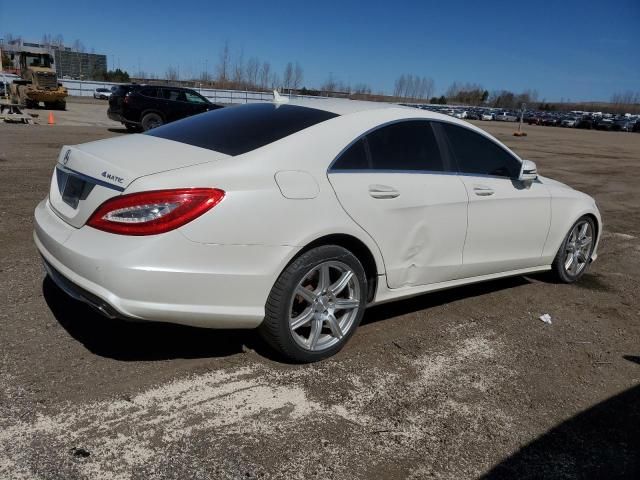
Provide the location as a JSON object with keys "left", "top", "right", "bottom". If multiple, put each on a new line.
{"left": 564, "top": 220, "right": 593, "bottom": 276}
{"left": 288, "top": 261, "right": 361, "bottom": 352}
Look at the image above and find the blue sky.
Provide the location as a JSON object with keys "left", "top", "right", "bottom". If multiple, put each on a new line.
{"left": 1, "top": 0, "right": 638, "bottom": 101}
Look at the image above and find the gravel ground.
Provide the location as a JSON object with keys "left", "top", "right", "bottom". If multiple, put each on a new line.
{"left": 0, "top": 108, "right": 639, "bottom": 479}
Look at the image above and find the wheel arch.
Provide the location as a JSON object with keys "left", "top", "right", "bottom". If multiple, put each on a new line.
{"left": 290, "top": 233, "right": 381, "bottom": 303}
{"left": 545, "top": 205, "right": 602, "bottom": 261}
{"left": 141, "top": 109, "right": 166, "bottom": 121}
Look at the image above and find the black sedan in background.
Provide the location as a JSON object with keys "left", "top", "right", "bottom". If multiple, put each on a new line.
{"left": 108, "top": 84, "right": 222, "bottom": 131}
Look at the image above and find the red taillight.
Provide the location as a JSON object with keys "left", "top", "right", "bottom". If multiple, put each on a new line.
{"left": 123, "top": 92, "right": 131, "bottom": 104}
{"left": 87, "top": 188, "right": 225, "bottom": 236}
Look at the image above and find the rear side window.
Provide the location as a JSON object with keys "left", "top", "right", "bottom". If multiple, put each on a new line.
{"left": 441, "top": 123, "right": 521, "bottom": 178}
{"left": 140, "top": 87, "right": 158, "bottom": 98}
{"left": 147, "top": 103, "right": 338, "bottom": 156}
{"left": 367, "top": 121, "right": 443, "bottom": 171}
{"left": 333, "top": 139, "right": 369, "bottom": 170}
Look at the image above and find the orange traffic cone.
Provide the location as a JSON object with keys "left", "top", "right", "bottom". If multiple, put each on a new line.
{"left": 48, "top": 111, "right": 55, "bottom": 125}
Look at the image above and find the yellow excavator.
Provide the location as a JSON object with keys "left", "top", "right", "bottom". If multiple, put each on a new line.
{"left": 1, "top": 45, "right": 67, "bottom": 110}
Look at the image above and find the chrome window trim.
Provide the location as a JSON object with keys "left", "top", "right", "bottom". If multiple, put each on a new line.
{"left": 327, "top": 118, "right": 453, "bottom": 174}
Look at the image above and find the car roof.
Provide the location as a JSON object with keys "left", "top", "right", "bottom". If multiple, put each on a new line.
{"left": 282, "top": 97, "right": 463, "bottom": 124}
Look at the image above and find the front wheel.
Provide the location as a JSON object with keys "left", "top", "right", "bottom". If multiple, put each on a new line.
{"left": 259, "top": 245, "right": 367, "bottom": 362}
{"left": 551, "top": 216, "right": 596, "bottom": 283}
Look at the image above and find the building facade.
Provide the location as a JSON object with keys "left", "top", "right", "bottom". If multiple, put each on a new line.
{"left": 53, "top": 48, "right": 107, "bottom": 79}
{"left": 1, "top": 39, "right": 107, "bottom": 79}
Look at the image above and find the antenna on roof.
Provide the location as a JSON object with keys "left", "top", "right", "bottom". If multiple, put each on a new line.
{"left": 273, "top": 90, "right": 289, "bottom": 104}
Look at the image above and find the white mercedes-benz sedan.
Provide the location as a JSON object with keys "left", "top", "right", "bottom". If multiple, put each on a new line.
{"left": 34, "top": 98, "right": 602, "bottom": 362}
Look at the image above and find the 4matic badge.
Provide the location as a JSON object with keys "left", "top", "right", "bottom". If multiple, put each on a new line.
{"left": 102, "top": 171, "right": 124, "bottom": 184}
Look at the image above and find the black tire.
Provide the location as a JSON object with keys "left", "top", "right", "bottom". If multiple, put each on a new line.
{"left": 551, "top": 215, "right": 596, "bottom": 283}
{"left": 259, "top": 245, "right": 367, "bottom": 363}
{"left": 55, "top": 101, "right": 66, "bottom": 111}
{"left": 141, "top": 112, "right": 163, "bottom": 131}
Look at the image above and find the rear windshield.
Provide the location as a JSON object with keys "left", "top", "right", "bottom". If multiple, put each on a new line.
{"left": 111, "top": 85, "right": 135, "bottom": 96}
{"left": 146, "top": 103, "right": 339, "bottom": 156}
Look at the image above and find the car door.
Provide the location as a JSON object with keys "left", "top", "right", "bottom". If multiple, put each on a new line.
{"left": 184, "top": 90, "right": 212, "bottom": 115}
{"left": 328, "top": 120, "right": 469, "bottom": 289}
{"left": 160, "top": 88, "right": 190, "bottom": 122}
{"left": 436, "top": 122, "right": 551, "bottom": 277}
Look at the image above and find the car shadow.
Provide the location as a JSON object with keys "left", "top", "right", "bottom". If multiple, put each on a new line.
{"left": 481, "top": 355, "right": 640, "bottom": 479}
{"left": 44, "top": 275, "right": 536, "bottom": 362}
{"left": 362, "top": 276, "right": 531, "bottom": 326}
{"left": 107, "top": 127, "right": 132, "bottom": 134}
{"left": 42, "top": 277, "right": 268, "bottom": 361}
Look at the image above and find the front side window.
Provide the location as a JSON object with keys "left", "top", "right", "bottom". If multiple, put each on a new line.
{"left": 441, "top": 123, "right": 521, "bottom": 178}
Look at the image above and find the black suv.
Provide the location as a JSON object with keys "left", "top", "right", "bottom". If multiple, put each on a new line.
{"left": 108, "top": 84, "right": 222, "bottom": 131}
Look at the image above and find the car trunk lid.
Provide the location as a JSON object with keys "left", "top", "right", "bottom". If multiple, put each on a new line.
{"left": 49, "top": 134, "right": 230, "bottom": 228}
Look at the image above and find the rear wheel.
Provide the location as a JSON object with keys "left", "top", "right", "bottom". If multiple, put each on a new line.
{"left": 551, "top": 216, "right": 596, "bottom": 283}
{"left": 141, "top": 112, "right": 163, "bottom": 131}
{"left": 259, "top": 245, "right": 367, "bottom": 363}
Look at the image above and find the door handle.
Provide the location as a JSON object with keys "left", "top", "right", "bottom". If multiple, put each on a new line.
{"left": 473, "top": 185, "right": 495, "bottom": 196}
{"left": 369, "top": 184, "right": 400, "bottom": 199}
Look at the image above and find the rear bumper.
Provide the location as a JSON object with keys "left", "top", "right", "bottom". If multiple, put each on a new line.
{"left": 107, "top": 109, "right": 124, "bottom": 123}
{"left": 34, "top": 199, "right": 298, "bottom": 329}
{"left": 107, "top": 109, "right": 137, "bottom": 125}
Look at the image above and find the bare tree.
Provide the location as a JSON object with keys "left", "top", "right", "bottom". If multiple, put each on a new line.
{"left": 245, "top": 57, "right": 260, "bottom": 89}
{"left": 394, "top": 74, "right": 406, "bottom": 97}
{"left": 422, "top": 77, "right": 435, "bottom": 100}
{"left": 353, "top": 83, "right": 372, "bottom": 95}
{"left": 283, "top": 62, "right": 294, "bottom": 90}
{"left": 165, "top": 66, "right": 180, "bottom": 81}
{"left": 199, "top": 70, "right": 212, "bottom": 82}
{"left": 293, "top": 62, "right": 304, "bottom": 90}
{"left": 41, "top": 34, "right": 52, "bottom": 47}
{"left": 270, "top": 72, "right": 281, "bottom": 90}
{"left": 72, "top": 39, "right": 85, "bottom": 53}
{"left": 259, "top": 62, "right": 271, "bottom": 89}
{"left": 611, "top": 90, "right": 639, "bottom": 107}
{"left": 216, "top": 41, "right": 231, "bottom": 87}
{"left": 232, "top": 49, "right": 245, "bottom": 88}
{"left": 321, "top": 73, "right": 337, "bottom": 95}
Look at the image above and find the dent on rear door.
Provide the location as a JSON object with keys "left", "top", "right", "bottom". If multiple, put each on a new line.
{"left": 328, "top": 172, "right": 468, "bottom": 288}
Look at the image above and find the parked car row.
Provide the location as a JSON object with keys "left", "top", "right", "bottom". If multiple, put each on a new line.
{"left": 404, "top": 103, "right": 640, "bottom": 133}
{"left": 405, "top": 104, "right": 523, "bottom": 123}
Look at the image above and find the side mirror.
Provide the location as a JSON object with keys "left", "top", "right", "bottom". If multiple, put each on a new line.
{"left": 519, "top": 159, "right": 538, "bottom": 181}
